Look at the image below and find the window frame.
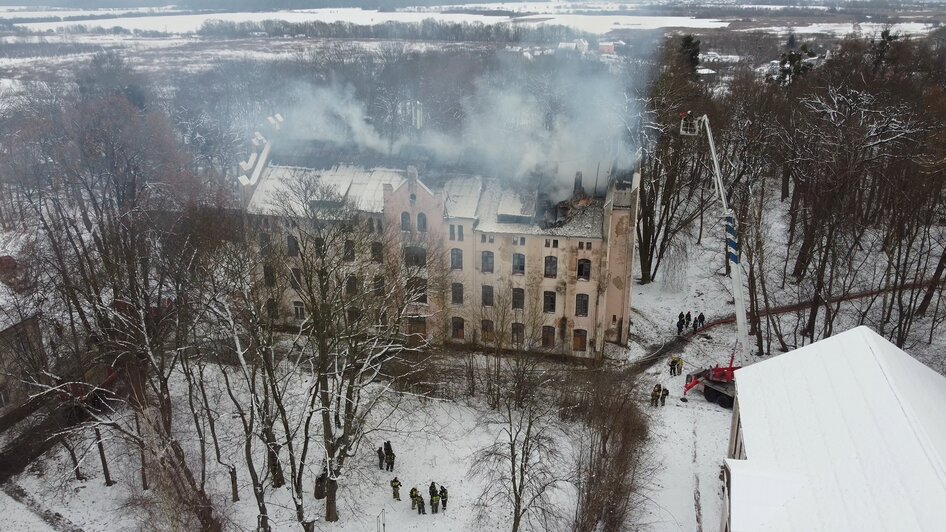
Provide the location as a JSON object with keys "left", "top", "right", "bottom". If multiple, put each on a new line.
{"left": 512, "top": 253, "right": 526, "bottom": 275}
{"left": 573, "top": 329, "right": 588, "bottom": 352}
{"left": 400, "top": 212, "right": 411, "bottom": 231}
{"left": 482, "top": 285, "right": 494, "bottom": 307}
{"left": 577, "top": 259, "right": 592, "bottom": 281}
{"left": 451, "top": 282, "right": 464, "bottom": 305}
{"left": 575, "top": 293, "right": 589, "bottom": 317}
{"left": 543, "top": 291, "right": 556, "bottom": 313}
{"left": 451, "top": 248, "right": 463, "bottom": 270}
{"left": 544, "top": 255, "right": 558, "bottom": 278}
{"left": 481, "top": 251, "right": 494, "bottom": 273}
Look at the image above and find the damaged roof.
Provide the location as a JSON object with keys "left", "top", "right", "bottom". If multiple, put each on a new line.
{"left": 248, "top": 164, "right": 405, "bottom": 215}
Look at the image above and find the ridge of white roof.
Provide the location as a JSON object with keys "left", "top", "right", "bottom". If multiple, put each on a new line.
{"left": 730, "top": 326, "right": 946, "bottom": 532}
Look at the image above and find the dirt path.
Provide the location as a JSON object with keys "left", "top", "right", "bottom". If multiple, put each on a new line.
{"left": 2, "top": 483, "right": 85, "bottom": 532}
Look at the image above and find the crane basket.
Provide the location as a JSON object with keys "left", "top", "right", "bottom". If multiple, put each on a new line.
{"left": 680, "top": 112, "right": 700, "bottom": 136}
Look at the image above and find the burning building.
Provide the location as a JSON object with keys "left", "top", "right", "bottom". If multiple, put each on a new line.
{"left": 238, "top": 125, "right": 639, "bottom": 359}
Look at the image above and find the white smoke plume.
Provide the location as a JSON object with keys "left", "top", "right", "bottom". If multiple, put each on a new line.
{"left": 280, "top": 55, "right": 640, "bottom": 198}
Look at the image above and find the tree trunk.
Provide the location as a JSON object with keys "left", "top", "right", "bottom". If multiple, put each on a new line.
{"left": 94, "top": 427, "right": 115, "bottom": 486}
{"left": 325, "top": 478, "right": 339, "bottom": 522}
{"left": 135, "top": 413, "right": 149, "bottom": 490}
{"left": 60, "top": 437, "right": 85, "bottom": 481}
{"left": 916, "top": 246, "right": 946, "bottom": 315}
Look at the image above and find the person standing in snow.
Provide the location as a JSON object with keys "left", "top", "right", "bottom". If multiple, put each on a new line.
{"left": 416, "top": 494, "right": 427, "bottom": 515}
{"left": 429, "top": 482, "right": 438, "bottom": 500}
{"left": 693, "top": 319, "right": 698, "bottom": 333}
{"left": 660, "top": 386, "right": 670, "bottom": 406}
{"left": 385, "top": 450, "right": 395, "bottom": 471}
{"left": 390, "top": 477, "right": 401, "bottom": 501}
{"left": 669, "top": 356, "right": 679, "bottom": 376}
{"left": 678, "top": 311, "right": 685, "bottom": 323}
{"left": 439, "top": 486, "right": 448, "bottom": 510}
{"left": 676, "top": 317, "right": 684, "bottom": 335}
{"left": 410, "top": 487, "right": 419, "bottom": 510}
{"left": 685, "top": 311, "right": 692, "bottom": 327}
{"left": 698, "top": 312, "right": 706, "bottom": 329}
{"left": 376, "top": 447, "right": 385, "bottom": 470}
{"left": 676, "top": 358, "right": 684, "bottom": 376}
{"left": 651, "top": 384, "right": 662, "bottom": 406}
{"left": 430, "top": 492, "right": 440, "bottom": 514}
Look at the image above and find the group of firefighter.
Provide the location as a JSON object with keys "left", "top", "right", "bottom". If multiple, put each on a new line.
{"left": 651, "top": 355, "right": 685, "bottom": 406}
{"left": 676, "top": 310, "right": 706, "bottom": 335}
{"left": 380, "top": 441, "right": 450, "bottom": 516}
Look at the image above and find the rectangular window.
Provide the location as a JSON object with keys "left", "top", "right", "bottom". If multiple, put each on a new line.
{"left": 542, "top": 326, "right": 555, "bottom": 348}
{"left": 407, "top": 277, "right": 427, "bottom": 304}
{"left": 405, "top": 246, "right": 427, "bottom": 268}
{"left": 287, "top": 235, "right": 299, "bottom": 257}
{"left": 512, "top": 236, "right": 518, "bottom": 245}
{"left": 573, "top": 329, "right": 588, "bottom": 352}
{"left": 579, "top": 241, "right": 584, "bottom": 250}
{"left": 371, "top": 242, "right": 383, "bottom": 263}
{"left": 544, "top": 256, "right": 558, "bottom": 278}
{"left": 458, "top": 225, "right": 464, "bottom": 241}
{"left": 481, "top": 251, "right": 494, "bottom": 273}
{"left": 482, "top": 285, "right": 494, "bottom": 307}
{"left": 451, "top": 248, "right": 463, "bottom": 270}
{"left": 545, "top": 239, "right": 550, "bottom": 248}
{"left": 512, "top": 323, "right": 524, "bottom": 345}
{"left": 259, "top": 233, "right": 271, "bottom": 253}
{"left": 373, "top": 275, "right": 385, "bottom": 296}
{"left": 291, "top": 268, "right": 302, "bottom": 290}
{"left": 451, "top": 283, "right": 464, "bottom": 305}
{"left": 553, "top": 239, "right": 559, "bottom": 248}
{"left": 512, "top": 253, "right": 525, "bottom": 275}
{"left": 489, "top": 235, "right": 494, "bottom": 243}
{"left": 263, "top": 265, "right": 275, "bottom": 287}
{"left": 576, "top": 294, "right": 589, "bottom": 317}
{"left": 481, "top": 320, "right": 495, "bottom": 342}
{"left": 578, "top": 259, "right": 592, "bottom": 281}
{"left": 586, "top": 242, "right": 592, "bottom": 250}
{"left": 344, "top": 240, "right": 355, "bottom": 261}
{"left": 293, "top": 301, "right": 305, "bottom": 320}
{"left": 266, "top": 298, "right": 278, "bottom": 319}
{"left": 543, "top": 291, "right": 556, "bottom": 313}
{"left": 519, "top": 237, "right": 525, "bottom": 245}
{"left": 481, "top": 234, "right": 486, "bottom": 243}
{"left": 512, "top": 288, "right": 524, "bottom": 310}
{"left": 452, "top": 317, "right": 465, "bottom": 339}
{"left": 449, "top": 224, "right": 455, "bottom": 241}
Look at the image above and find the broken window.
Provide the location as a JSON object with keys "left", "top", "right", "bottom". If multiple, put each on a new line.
{"left": 452, "top": 317, "right": 465, "bottom": 339}
{"left": 405, "top": 246, "right": 427, "bottom": 267}
{"left": 577, "top": 259, "right": 591, "bottom": 281}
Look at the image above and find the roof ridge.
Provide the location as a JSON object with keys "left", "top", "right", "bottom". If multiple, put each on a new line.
{"left": 864, "top": 328, "right": 946, "bottom": 491}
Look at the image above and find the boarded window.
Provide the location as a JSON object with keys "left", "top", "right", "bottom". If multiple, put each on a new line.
{"left": 573, "top": 329, "right": 588, "bottom": 352}
{"left": 542, "top": 326, "right": 555, "bottom": 348}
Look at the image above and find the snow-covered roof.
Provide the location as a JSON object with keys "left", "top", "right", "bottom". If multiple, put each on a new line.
{"left": 728, "top": 326, "right": 946, "bottom": 532}
{"left": 442, "top": 176, "right": 482, "bottom": 219}
{"left": 248, "top": 164, "right": 405, "bottom": 214}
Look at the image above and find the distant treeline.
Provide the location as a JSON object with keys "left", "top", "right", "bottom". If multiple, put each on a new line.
{"left": 197, "top": 18, "right": 594, "bottom": 44}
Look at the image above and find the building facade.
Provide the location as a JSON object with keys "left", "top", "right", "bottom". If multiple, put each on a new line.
{"left": 240, "top": 141, "right": 639, "bottom": 360}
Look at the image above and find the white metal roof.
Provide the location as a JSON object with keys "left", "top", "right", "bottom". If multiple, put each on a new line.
{"left": 729, "top": 326, "right": 946, "bottom": 532}
{"left": 248, "top": 164, "right": 405, "bottom": 214}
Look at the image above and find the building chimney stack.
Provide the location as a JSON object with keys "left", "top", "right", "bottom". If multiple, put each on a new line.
{"left": 574, "top": 171, "right": 583, "bottom": 197}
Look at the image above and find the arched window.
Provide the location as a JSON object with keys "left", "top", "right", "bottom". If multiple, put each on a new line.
{"left": 417, "top": 212, "right": 428, "bottom": 233}
{"left": 400, "top": 212, "right": 411, "bottom": 231}
{"left": 577, "top": 259, "right": 592, "bottom": 281}
{"left": 575, "top": 294, "right": 589, "bottom": 317}
{"left": 544, "top": 256, "right": 557, "bottom": 278}
{"left": 452, "top": 317, "right": 465, "bottom": 339}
